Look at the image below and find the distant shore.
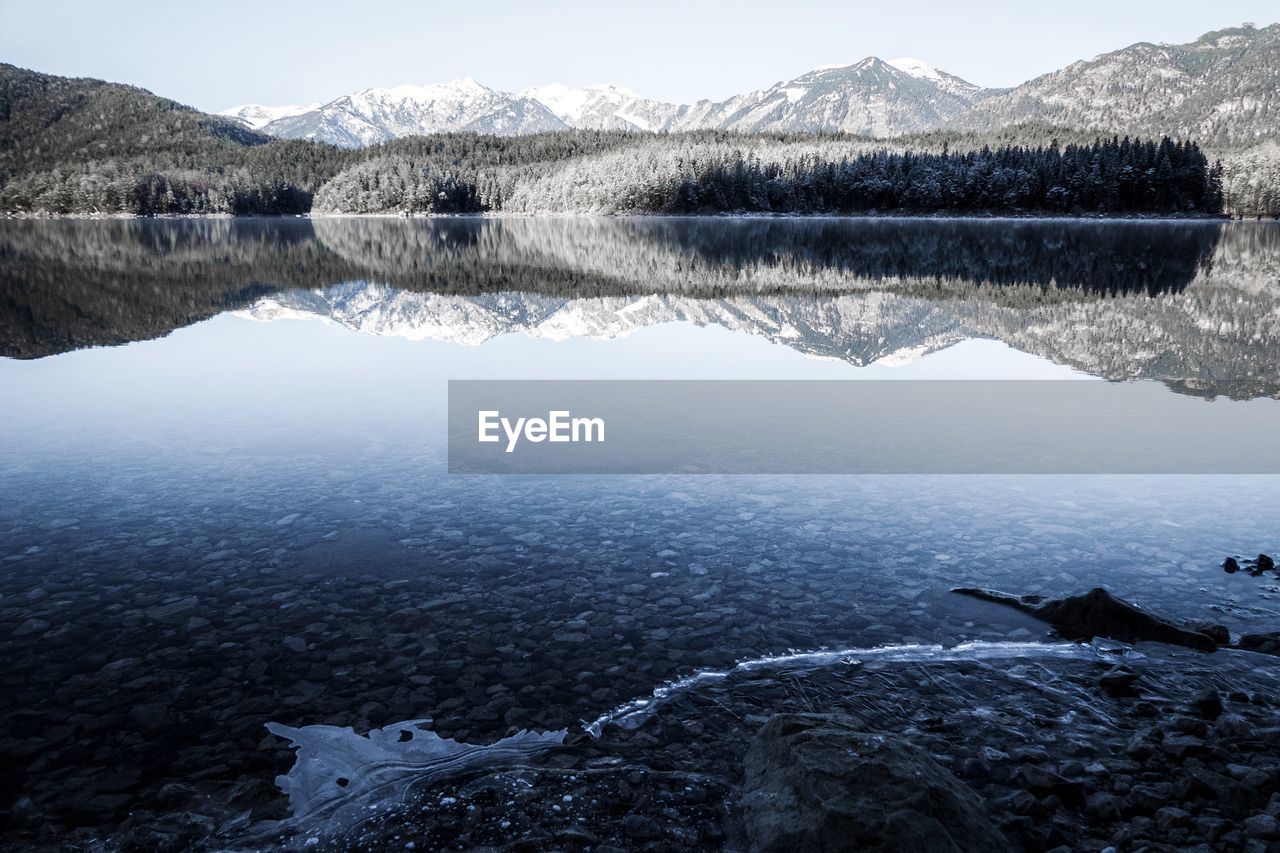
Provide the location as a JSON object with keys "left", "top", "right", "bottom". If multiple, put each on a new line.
{"left": 1, "top": 210, "right": 1254, "bottom": 222}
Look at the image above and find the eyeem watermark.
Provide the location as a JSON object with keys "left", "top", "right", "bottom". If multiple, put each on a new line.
{"left": 478, "top": 410, "right": 605, "bottom": 453}
{"left": 450, "top": 380, "right": 1280, "bottom": 474}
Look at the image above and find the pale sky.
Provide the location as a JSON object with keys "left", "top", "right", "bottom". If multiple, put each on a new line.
{"left": 2, "top": 1, "right": 1276, "bottom": 111}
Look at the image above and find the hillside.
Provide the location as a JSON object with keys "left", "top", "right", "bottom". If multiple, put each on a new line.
{"left": 0, "top": 63, "right": 267, "bottom": 180}
{"left": 0, "top": 64, "right": 357, "bottom": 215}
{"left": 957, "top": 24, "right": 1280, "bottom": 148}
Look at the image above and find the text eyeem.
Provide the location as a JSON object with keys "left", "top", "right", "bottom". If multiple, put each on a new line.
{"left": 478, "top": 410, "right": 605, "bottom": 453}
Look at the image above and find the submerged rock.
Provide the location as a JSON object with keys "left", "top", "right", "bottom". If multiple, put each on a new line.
{"left": 1099, "top": 666, "right": 1142, "bottom": 698}
{"left": 1238, "top": 631, "right": 1280, "bottom": 656}
{"left": 739, "top": 713, "right": 1008, "bottom": 852}
{"left": 1224, "top": 553, "right": 1277, "bottom": 576}
{"left": 951, "top": 587, "right": 1223, "bottom": 652}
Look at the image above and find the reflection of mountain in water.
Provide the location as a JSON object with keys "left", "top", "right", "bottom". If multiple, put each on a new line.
{"left": 245, "top": 285, "right": 968, "bottom": 365}
{"left": 242, "top": 275, "right": 1280, "bottom": 399}
{"left": 2, "top": 217, "right": 1279, "bottom": 398}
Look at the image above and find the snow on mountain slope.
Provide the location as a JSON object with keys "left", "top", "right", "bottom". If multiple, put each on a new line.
{"left": 955, "top": 23, "right": 1280, "bottom": 147}
{"left": 258, "top": 79, "right": 567, "bottom": 146}
{"left": 219, "top": 103, "right": 318, "bottom": 129}
{"left": 661, "top": 57, "right": 986, "bottom": 136}
{"left": 244, "top": 56, "right": 986, "bottom": 144}
{"left": 886, "top": 58, "right": 982, "bottom": 97}
{"left": 233, "top": 25, "right": 1280, "bottom": 146}
{"left": 521, "top": 84, "right": 680, "bottom": 131}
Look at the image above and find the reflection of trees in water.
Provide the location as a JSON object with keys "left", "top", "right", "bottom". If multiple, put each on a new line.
{"left": 618, "top": 218, "right": 1224, "bottom": 296}
{"left": 308, "top": 217, "right": 1222, "bottom": 297}
{"left": 0, "top": 219, "right": 355, "bottom": 358}
{"left": 1, "top": 218, "right": 1278, "bottom": 398}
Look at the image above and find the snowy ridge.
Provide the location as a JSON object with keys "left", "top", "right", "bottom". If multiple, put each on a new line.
{"left": 219, "top": 103, "right": 319, "bottom": 129}
{"left": 220, "top": 24, "right": 1279, "bottom": 147}
{"left": 253, "top": 79, "right": 567, "bottom": 147}
{"left": 228, "top": 54, "right": 988, "bottom": 144}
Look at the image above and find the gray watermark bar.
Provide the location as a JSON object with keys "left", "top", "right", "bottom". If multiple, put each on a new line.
{"left": 447, "top": 380, "right": 1280, "bottom": 474}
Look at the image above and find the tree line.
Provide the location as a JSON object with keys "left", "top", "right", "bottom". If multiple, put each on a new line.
{"left": 1, "top": 131, "right": 1227, "bottom": 218}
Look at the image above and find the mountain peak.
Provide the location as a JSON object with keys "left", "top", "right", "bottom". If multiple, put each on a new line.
{"left": 808, "top": 57, "right": 882, "bottom": 73}
{"left": 887, "top": 57, "right": 942, "bottom": 80}
{"left": 376, "top": 77, "right": 491, "bottom": 100}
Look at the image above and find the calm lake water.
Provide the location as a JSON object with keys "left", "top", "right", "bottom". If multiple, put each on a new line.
{"left": 2, "top": 217, "right": 1279, "bottom": 848}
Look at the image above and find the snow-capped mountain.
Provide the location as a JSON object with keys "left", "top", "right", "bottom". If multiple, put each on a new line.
{"left": 232, "top": 57, "right": 986, "bottom": 145}
{"left": 219, "top": 102, "right": 319, "bottom": 129}
{"left": 957, "top": 23, "right": 1280, "bottom": 147}
{"left": 218, "top": 24, "right": 1278, "bottom": 146}
{"left": 885, "top": 57, "right": 985, "bottom": 98}
{"left": 252, "top": 79, "right": 567, "bottom": 147}
{"left": 520, "top": 84, "right": 680, "bottom": 132}
{"left": 663, "top": 57, "right": 984, "bottom": 136}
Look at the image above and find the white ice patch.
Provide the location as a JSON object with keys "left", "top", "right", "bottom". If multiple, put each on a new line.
{"left": 584, "top": 639, "right": 1106, "bottom": 736}
{"left": 265, "top": 719, "right": 565, "bottom": 827}
{"left": 262, "top": 640, "right": 1113, "bottom": 838}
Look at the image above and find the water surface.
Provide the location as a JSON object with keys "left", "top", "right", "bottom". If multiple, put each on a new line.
{"left": 2, "top": 217, "right": 1279, "bottom": 847}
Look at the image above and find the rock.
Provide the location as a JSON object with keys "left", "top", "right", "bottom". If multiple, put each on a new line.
{"left": 621, "top": 814, "right": 661, "bottom": 841}
{"left": 1086, "top": 791, "right": 1122, "bottom": 821}
{"left": 1258, "top": 554, "right": 1276, "bottom": 572}
{"left": 554, "top": 826, "right": 598, "bottom": 845}
{"left": 1155, "top": 806, "right": 1190, "bottom": 831}
{"left": 1238, "top": 631, "right": 1280, "bottom": 656}
{"left": 13, "top": 617, "right": 50, "bottom": 637}
{"left": 1187, "top": 621, "right": 1231, "bottom": 646}
{"left": 739, "top": 714, "right": 1008, "bottom": 852}
{"left": 1015, "top": 764, "right": 1084, "bottom": 802}
{"left": 1243, "top": 814, "right": 1278, "bottom": 839}
{"left": 951, "top": 587, "right": 1221, "bottom": 652}
{"left": 1191, "top": 688, "right": 1223, "bottom": 720}
{"left": 1213, "top": 712, "right": 1264, "bottom": 737}
{"left": 1223, "top": 557, "right": 1240, "bottom": 573}
{"left": 1099, "top": 666, "right": 1141, "bottom": 698}
{"left": 1125, "top": 784, "right": 1167, "bottom": 814}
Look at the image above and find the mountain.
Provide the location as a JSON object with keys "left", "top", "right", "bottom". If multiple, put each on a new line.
{"left": 220, "top": 102, "right": 319, "bottom": 129}
{"left": 519, "top": 84, "right": 679, "bottom": 132}
{"left": 223, "top": 24, "right": 1279, "bottom": 147}
{"left": 957, "top": 23, "right": 1280, "bottom": 147}
{"left": 255, "top": 79, "right": 567, "bottom": 146}
{"left": 238, "top": 58, "right": 986, "bottom": 144}
{"left": 0, "top": 63, "right": 267, "bottom": 179}
{"left": 662, "top": 57, "right": 984, "bottom": 136}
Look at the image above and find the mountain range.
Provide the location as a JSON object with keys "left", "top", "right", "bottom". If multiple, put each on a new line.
{"left": 221, "top": 23, "right": 1278, "bottom": 148}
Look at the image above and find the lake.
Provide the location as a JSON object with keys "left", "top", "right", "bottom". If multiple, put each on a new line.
{"left": 2, "top": 217, "right": 1280, "bottom": 849}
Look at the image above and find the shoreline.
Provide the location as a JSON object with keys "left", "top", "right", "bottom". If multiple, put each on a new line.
{"left": 0, "top": 210, "right": 1249, "bottom": 223}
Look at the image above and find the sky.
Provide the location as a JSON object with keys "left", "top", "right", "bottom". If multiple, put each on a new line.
{"left": 2, "top": 1, "right": 1277, "bottom": 112}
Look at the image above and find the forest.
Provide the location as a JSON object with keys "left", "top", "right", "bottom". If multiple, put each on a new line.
{"left": 0, "top": 63, "right": 1268, "bottom": 217}
{"left": 0, "top": 131, "right": 1228, "bottom": 218}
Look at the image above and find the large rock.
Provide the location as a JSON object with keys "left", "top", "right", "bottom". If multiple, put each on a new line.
{"left": 739, "top": 714, "right": 1008, "bottom": 852}
{"left": 952, "top": 587, "right": 1222, "bottom": 652}
{"left": 1238, "top": 631, "right": 1280, "bottom": 655}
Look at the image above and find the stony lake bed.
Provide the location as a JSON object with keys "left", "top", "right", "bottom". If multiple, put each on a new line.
{"left": 2, "top": 217, "right": 1280, "bottom": 850}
